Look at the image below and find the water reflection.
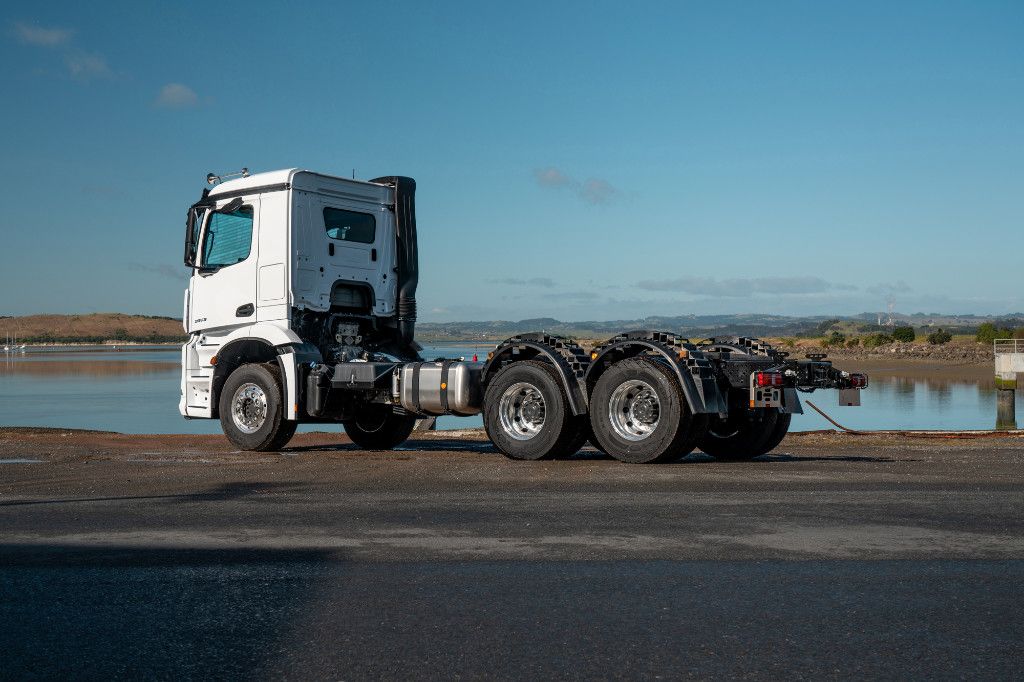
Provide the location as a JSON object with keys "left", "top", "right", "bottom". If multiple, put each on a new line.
{"left": 0, "top": 357, "right": 178, "bottom": 378}
{"left": 0, "top": 348, "right": 1019, "bottom": 434}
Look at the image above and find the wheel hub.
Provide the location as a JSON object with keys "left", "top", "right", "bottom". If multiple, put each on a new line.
{"left": 608, "top": 379, "right": 661, "bottom": 441}
{"left": 498, "top": 382, "right": 546, "bottom": 441}
{"left": 231, "top": 383, "right": 268, "bottom": 434}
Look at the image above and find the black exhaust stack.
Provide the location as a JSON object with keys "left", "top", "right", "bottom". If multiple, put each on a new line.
{"left": 371, "top": 176, "right": 418, "bottom": 347}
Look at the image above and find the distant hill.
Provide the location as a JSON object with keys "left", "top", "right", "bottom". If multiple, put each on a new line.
{"left": 0, "top": 314, "right": 185, "bottom": 344}
{"left": 417, "top": 312, "right": 1024, "bottom": 342}
{"left": 2, "top": 311, "right": 1020, "bottom": 345}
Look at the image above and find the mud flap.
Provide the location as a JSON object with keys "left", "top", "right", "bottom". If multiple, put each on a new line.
{"left": 781, "top": 387, "right": 803, "bottom": 414}
{"left": 839, "top": 388, "right": 861, "bottom": 406}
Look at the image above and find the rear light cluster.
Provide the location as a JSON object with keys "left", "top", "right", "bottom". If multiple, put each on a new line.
{"left": 755, "top": 371, "right": 785, "bottom": 388}
{"left": 849, "top": 373, "right": 868, "bottom": 388}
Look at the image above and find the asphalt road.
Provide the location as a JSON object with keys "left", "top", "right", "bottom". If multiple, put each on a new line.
{"left": 2, "top": 428, "right": 1023, "bottom": 679}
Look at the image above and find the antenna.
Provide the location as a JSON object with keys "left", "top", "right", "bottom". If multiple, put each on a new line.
{"left": 352, "top": 169, "right": 356, "bottom": 179}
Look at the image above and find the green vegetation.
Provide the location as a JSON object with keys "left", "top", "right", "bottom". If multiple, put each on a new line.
{"left": 927, "top": 328, "right": 953, "bottom": 345}
{"left": 862, "top": 333, "right": 894, "bottom": 348}
{"left": 892, "top": 326, "right": 916, "bottom": 342}
{"left": 976, "top": 322, "right": 1013, "bottom": 344}
{"left": 821, "top": 331, "right": 846, "bottom": 348}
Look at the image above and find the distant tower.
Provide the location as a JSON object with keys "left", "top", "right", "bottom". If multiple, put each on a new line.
{"left": 885, "top": 298, "right": 895, "bottom": 327}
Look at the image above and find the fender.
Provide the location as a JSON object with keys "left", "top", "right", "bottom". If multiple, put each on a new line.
{"left": 586, "top": 330, "right": 726, "bottom": 415}
{"left": 275, "top": 342, "right": 324, "bottom": 420}
{"left": 201, "top": 322, "right": 310, "bottom": 419}
{"left": 481, "top": 333, "right": 590, "bottom": 415}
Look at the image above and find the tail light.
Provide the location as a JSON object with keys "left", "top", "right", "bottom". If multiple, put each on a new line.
{"left": 849, "top": 373, "right": 868, "bottom": 388}
{"left": 755, "top": 371, "right": 784, "bottom": 388}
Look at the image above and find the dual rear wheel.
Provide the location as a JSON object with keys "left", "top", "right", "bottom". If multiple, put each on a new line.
{"left": 485, "top": 357, "right": 709, "bottom": 464}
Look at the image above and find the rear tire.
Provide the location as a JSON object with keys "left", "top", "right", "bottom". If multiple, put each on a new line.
{"left": 219, "top": 363, "right": 297, "bottom": 451}
{"left": 698, "top": 408, "right": 780, "bottom": 461}
{"left": 484, "top": 360, "right": 585, "bottom": 460}
{"left": 758, "top": 412, "right": 792, "bottom": 455}
{"left": 343, "top": 408, "right": 417, "bottom": 450}
{"left": 590, "top": 357, "right": 699, "bottom": 464}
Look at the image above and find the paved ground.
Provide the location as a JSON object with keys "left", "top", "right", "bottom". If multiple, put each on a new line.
{"left": 2, "top": 427, "right": 1023, "bottom": 679}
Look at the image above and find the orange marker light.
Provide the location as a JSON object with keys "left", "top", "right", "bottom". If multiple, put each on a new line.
{"left": 591, "top": 352, "right": 599, "bottom": 360}
{"left": 440, "top": 383, "right": 447, "bottom": 390}
{"left": 210, "top": 355, "right": 218, "bottom": 365}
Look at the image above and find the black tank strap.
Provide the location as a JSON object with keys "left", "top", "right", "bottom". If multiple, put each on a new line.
{"left": 410, "top": 362, "right": 423, "bottom": 413}
{"left": 439, "top": 360, "right": 453, "bottom": 414}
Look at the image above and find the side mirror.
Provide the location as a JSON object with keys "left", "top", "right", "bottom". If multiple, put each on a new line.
{"left": 184, "top": 208, "right": 199, "bottom": 267}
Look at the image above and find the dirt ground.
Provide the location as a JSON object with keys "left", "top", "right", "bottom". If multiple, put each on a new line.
{"left": 3, "top": 427, "right": 1024, "bottom": 678}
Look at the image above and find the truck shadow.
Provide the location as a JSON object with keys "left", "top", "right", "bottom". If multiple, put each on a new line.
{"left": 753, "top": 452, "right": 909, "bottom": 463}
{"left": 282, "top": 443, "right": 904, "bottom": 464}
{"left": 284, "top": 439, "right": 499, "bottom": 454}
{"left": 0, "top": 481, "right": 307, "bottom": 507}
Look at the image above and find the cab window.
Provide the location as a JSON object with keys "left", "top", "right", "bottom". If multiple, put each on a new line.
{"left": 203, "top": 206, "right": 254, "bottom": 268}
{"left": 324, "top": 207, "right": 375, "bottom": 244}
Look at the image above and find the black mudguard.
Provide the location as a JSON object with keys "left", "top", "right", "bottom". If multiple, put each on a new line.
{"left": 586, "top": 330, "right": 726, "bottom": 415}
{"left": 480, "top": 333, "right": 590, "bottom": 415}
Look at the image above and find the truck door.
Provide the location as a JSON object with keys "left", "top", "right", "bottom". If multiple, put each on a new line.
{"left": 188, "top": 196, "right": 260, "bottom": 332}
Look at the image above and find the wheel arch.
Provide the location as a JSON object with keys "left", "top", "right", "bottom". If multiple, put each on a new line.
{"left": 480, "top": 334, "right": 590, "bottom": 415}
{"left": 586, "top": 330, "right": 725, "bottom": 415}
{"left": 211, "top": 338, "right": 280, "bottom": 418}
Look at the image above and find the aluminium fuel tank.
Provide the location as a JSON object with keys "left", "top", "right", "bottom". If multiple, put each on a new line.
{"left": 398, "top": 361, "right": 484, "bottom": 416}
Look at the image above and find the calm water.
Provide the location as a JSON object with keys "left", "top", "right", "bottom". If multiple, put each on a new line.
{"left": 0, "top": 347, "right": 1017, "bottom": 434}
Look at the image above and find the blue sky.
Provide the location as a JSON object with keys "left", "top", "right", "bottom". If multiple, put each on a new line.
{"left": 1, "top": 1, "right": 1020, "bottom": 321}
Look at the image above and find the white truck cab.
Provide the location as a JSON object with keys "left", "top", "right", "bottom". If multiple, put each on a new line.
{"left": 180, "top": 169, "right": 413, "bottom": 423}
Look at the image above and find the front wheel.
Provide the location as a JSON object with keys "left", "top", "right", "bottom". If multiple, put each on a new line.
{"left": 219, "top": 363, "right": 297, "bottom": 451}
{"left": 343, "top": 408, "right": 417, "bottom": 450}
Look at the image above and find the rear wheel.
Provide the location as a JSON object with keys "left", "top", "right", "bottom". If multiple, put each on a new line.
{"left": 343, "top": 408, "right": 417, "bottom": 450}
{"left": 484, "top": 361, "right": 586, "bottom": 460}
{"left": 758, "top": 412, "right": 792, "bottom": 455}
{"left": 698, "top": 407, "right": 780, "bottom": 461}
{"left": 219, "top": 363, "right": 297, "bottom": 451}
{"left": 590, "top": 357, "right": 699, "bottom": 464}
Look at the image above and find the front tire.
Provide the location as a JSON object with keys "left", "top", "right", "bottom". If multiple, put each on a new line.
{"left": 589, "top": 356, "right": 700, "bottom": 464}
{"left": 484, "top": 360, "right": 586, "bottom": 460}
{"left": 343, "top": 408, "right": 417, "bottom": 450}
{"left": 219, "top": 363, "right": 297, "bottom": 451}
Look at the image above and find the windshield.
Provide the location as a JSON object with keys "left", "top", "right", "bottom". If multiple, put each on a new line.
{"left": 202, "top": 206, "right": 254, "bottom": 268}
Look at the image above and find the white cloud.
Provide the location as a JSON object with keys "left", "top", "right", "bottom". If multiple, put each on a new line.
{"left": 637, "top": 275, "right": 856, "bottom": 297}
{"left": 579, "top": 178, "right": 617, "bottom": 204}
{"left": 533, "top": 166, "right": 619, "bottom": 205}
{"left": 65, "top": 51, "right": 111, "bottom": 80}
{"left": 14, "top": 22, "right": 73, "bottom": 47}
{"left": 155, "top": 83, "right": 199, "bottom": 109}
{"left": 487, "top": 277, "right": 557, "bottom": 288}
{"left": 533, "top": 167, "right": 571, "bottom": 188}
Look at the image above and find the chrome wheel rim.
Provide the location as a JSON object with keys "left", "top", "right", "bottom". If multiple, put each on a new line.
{"left": 608, "top": 379, "right": 660, "bottom": 441}
{"left": 498, "top": 382, "right": 546, "bottom": 441}
{"left": 231, "top": 383, "right": 268, "bottom": 434}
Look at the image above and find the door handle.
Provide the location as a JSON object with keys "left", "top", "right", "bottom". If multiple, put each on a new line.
{"left": 236, "top": 303, "right": 254, "bottom": 317}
